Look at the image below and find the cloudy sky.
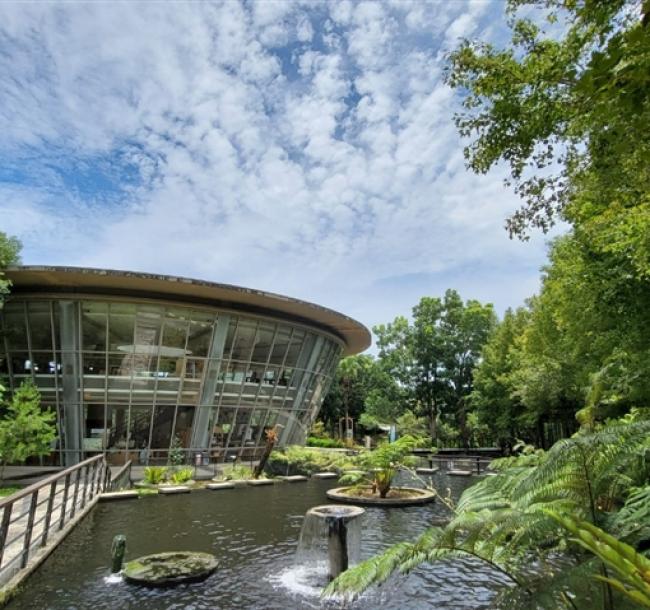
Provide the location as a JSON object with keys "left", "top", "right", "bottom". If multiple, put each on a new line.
{"left": 0, "top": 1, "right": 555, "bottom": 343}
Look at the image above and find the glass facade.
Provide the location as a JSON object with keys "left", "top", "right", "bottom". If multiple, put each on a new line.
{"left": 0, "top": 297, "right": 343, "bottom": 466}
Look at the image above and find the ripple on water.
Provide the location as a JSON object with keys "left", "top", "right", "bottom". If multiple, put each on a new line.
{"left": 7, "top": 475, "right": 508, "bottom": 610}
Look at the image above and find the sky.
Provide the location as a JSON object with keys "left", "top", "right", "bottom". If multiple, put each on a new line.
{"left": 0, "top": 1, "right": 557, "bottom": 346}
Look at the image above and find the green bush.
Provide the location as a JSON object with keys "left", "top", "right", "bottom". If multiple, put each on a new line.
{"left": 143, "top": 466, "right": 167, "bottom": 485}
{"left": 220, "top": 464, "right": 256, "bottom": 480}
{"left": 306, "top": 436, "right": 346, "bottom": 448}
{"left": 170, "top": 467, "right": 194, "bottom": 484}
{"left": 266, "top": 446, "right": 359, "bottom": 476}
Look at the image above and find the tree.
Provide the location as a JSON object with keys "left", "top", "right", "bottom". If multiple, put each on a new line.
{"left": 447, "top": 0, "right": 650, "bottom": 239}
{"left": 375, "top": 291, "right": 495, "bottom": 443}
{"left": 0, "top": 231, "right": 21, "bottom": 310}
{"left": 0, "top": 381, "right": 57, "bottom": 482}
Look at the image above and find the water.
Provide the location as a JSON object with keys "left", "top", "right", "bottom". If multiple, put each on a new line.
{"left": 7, "top": 474, "right": 512, "bottom": 610}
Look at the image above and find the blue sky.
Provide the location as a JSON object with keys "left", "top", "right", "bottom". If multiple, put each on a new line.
{"left": 0, "top": 1, "right": 557, "bottom": 343}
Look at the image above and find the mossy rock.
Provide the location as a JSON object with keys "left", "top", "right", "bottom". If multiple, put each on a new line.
{"left": 123, "top": 551, "right": 218, "bottom": 587}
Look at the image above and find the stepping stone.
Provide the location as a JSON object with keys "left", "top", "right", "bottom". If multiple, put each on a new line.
{"left": 448, "top": 470, "right": 473, "bottom": 477}
{"left": 99, "top": 490, "right": 139, "bottom": 502}
{"left": 415, "top": 467, "right": 439, "bottom": 475}
{"left": 279, "top": 475, "right": 308, "bottom": 482}
{"left": 247, "top": 479, "right": 274, "bottom": 486}
{"left": 312, "top": 472, "right": 338, "bottom": 479}
{"left": 484, "top": 472, "right": 498, "bottom": 477}
{"left": 225, "top": 479, "right": 249, "bottom": 487}
{"left": 159, "top": 485, "right": 191, "bottom": 494}
{"left": 206, "top": 482, "right": 235, "bottom": 490}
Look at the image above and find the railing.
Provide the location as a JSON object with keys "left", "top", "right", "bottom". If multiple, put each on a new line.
{"left": 427, "top": 454, "right": 495, "bottom": 474}
{"left": 108, "top": 460, "right": 132, "bottom": 492}
{"left": 0, "top": 455, "right": 107, "bottom": 586}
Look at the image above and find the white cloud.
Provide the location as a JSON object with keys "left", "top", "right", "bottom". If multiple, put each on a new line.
{"left": 0, "top": 0, "right": 556, "bottom": 348}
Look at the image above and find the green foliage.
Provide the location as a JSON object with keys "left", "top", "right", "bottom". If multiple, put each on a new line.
{"left": 220, "top": 464, "right": 255, "bottom": 480}
{"left": 549, "top": 512, "right": 650, "bottom": 609}
{"left": 0, "top": 381, "right": 57, "bottom": 481}
{"left": 265, "top": 446, "right": 358, "bottom": 476}
{"left": 306, "top": 436, "right": 345, "bottom": 448}
{"left": 447, "top": 0, "right": 650, "bottom": 239}
{"left": 143, "top": 466, "right": 167, "bottom": 485}
{"left": 0, "top": 232, "right": 21, "bottom": 310}
{"left": 340, "top": 435, "right": 427, "bottom": 498}
{"left": 327, "top": 421, "right": 650, "bottom": 606}
{"left": 170, "top": 467, "right": 194, "bottom": 484}
{"left": 373, "top": 290, "right": 496, "bottom": 442}
{"left": 167, "top": 435, "right": 185, "bottom": 467}
{"left": 395, "top": 410, "right": 428, "bottom": 439}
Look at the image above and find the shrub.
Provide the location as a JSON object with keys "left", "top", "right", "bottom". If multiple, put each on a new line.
{"left": 220, "top": 464, "right": 255, "bottom": 480}
{"left": 143, "top": 466, "right": 167, "bottom": 485}
{"left": 266, "top": 446, "right": 359, "bottom": 476}
{"left": 170, "top": 467, "right": 194, "bottom": 484}
{"left": 306, "top": 436, "right": 345, "bottom": 448}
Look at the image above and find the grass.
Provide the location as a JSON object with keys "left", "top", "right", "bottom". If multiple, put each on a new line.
{"left": 0, "top": 486, "right": 22, "bottom": 498}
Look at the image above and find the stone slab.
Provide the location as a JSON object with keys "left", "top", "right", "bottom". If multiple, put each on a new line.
{"left": 99, "top": 491, "right": 139, "bottom": 502}
{"left": 279, "top": 475, "right": 308, "bottom": 482}
{"left": 206, "top": 482, "right": 235, "bottom": 490}
{"left": 415, "top": 467, "right": 439, "bottom": 475}
{"left": 448, "top": 470, "right": 473, "bottom": 477}
{"left": 158, "top": 485, "right": 191, "bottom": 494}
{"left": 247, "top": 479, "right": 274, "bottom": 486}
{"left": 312, "top": 472, "right": 338, "bottom": 479}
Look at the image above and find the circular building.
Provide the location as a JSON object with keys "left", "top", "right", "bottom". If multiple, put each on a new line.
{"left": 0, "top": 267, "right": 370, "bottom": 467}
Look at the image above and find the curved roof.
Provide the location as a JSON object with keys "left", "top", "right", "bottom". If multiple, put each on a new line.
{"left": 6, "top": 266, "right": 371, "bottom": 356}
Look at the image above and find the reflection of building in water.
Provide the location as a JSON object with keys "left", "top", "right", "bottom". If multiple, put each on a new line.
{"left": 0, "top": 267, "right": 370, "bottom": 467}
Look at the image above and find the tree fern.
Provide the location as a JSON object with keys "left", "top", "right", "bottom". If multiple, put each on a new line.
{"left": 325, "top": 421, "right": 650, "bottom": 606}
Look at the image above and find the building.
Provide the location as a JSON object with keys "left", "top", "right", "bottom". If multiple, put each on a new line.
{"left": 0, "top": 267, "right": 370, "bottom": 466}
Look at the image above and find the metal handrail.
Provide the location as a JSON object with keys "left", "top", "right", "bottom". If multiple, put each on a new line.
{"left": 0, "top": 454, "right": 107, "bottom": 585}
{"left": 0, "top": 455, "right": 103, "bottom": 510}
{"left": 109, "top": 460, "right": 132, "bottom": 491}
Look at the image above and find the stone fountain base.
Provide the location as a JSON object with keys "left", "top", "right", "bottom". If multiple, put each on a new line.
{"left": 326, "top": 486, "right": 435, "bottom": 506}
{"left": 123, "top": 551, "right": 218, "bottom": 587}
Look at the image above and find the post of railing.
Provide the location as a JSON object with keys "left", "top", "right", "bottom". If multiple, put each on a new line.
{"left": 0, "top": 504, "right": 13, "bottom": 568}
{"left": 80, "top": 465, "right": 89, "bottom": 510}
{"left": 21, "top": 491, "right": 38, "bottom": 568}
{"left": 476, "top": 457, "right": 480, "bottom": 474}
{"left": 104, "top": 464, "right": 111, "bottom": 492}
{"left": 59, "top": 473, "right": 71, "bottom": 531}
{"left": 41, "top": 480, "right": 57, "bottom": 547}
{"left": 70, "top": 468, "right": 81, "bottom": 520}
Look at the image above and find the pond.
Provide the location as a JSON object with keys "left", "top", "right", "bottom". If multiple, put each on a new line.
{"left": 8, "top": 474, "right": 512, "bottom": 610}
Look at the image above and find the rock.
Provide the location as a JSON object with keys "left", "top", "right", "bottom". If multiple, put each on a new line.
{"left": 99, "top": 491, "right": 139, "bottom": 502}
{"left": 206, "top": 482, "right": 235, "bottom": 490}
{"left": 247, "top": 479, "right": 274, "bottom": 486}
{"left": 123, "top": 551, "right": 218, "bottom": 587}
{"left": 415, "top": 467, "right": 439, "bottom": 475}
{"left": 448, "top": 470, "right": 473, "bottom": 477}
{"left": 278, "top": 475, "right": 308, "bottom": 482}
{"left": 158, "top": 485, "right": 191, "bottom": 494}
{"left": 312, "top": 472, "right": 338, "bottom": 479}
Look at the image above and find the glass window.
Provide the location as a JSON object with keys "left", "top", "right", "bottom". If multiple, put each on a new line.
{"left": 81, "top": 302, "right": 107, "bottom": 352}
{"left": 213, "top": 407, "right": 236, "bottom": 448}
{"left": 222, "top": 319, "right": 238, "bottom": 359}
{"left": 150, "top": 404, "right": 176, "bottom": 449}
{"left": 158, "top": 356, "right": 184, "bottom": 378}
{"left": 173, "top": 406, "right": 194, "bottom": 448}
{"left": 3, "top": 302, "right": 28, "bottom": 350}
{"left": 129, "top": 404, "right": 153, "bottom": 450}
{"left": 108, "top": 304, "right": 136, "bottom": 351}
{"left": 269, "top": 326, "right": 291, "bottom": 365}
{"left": 162, "top": 318, "right": 189, "bottom": 351}
{"left": 83, "top": 403, "right": 106, "bottom": 452}
{"left": 230, "top": 319, "right": 257, "bottom": 361}
{"left": 32, "top": 352, "right": 56, "bottom": 376}
{"left": 284, "top": 330, "right": 306, "bottom": 368}
{"left": 83, "top": 352, "right": 106, "bottom": 375}
{"left": 28, "top": 301, "right": 53, "bottom": 351}
{"left": 187, "top": 320, "right": 212, "bottom": 357}
{"left": 134, "top": 307, "right": 162, "bottom": 353}
{"left": 10, "top": 352, "right": 32, "bottom": 374}
{"left": 106, "top": 404, "right": 130, "bottom": 450}
{"left": 251, "top": 323, "right": 275, "bottom": 364}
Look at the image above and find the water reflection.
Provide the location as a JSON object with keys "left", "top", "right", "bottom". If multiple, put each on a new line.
{"left": 7, "top": 475, "right": 512, "bottom": 610}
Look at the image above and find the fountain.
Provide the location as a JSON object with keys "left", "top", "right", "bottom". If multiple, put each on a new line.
{"left": 298, "top": 504, "right": 365, "bottom": 582}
